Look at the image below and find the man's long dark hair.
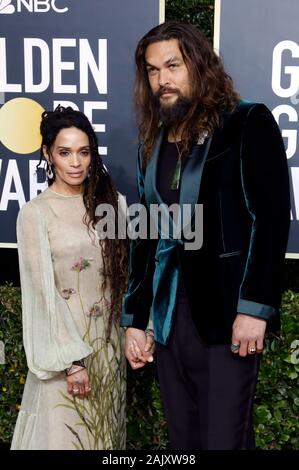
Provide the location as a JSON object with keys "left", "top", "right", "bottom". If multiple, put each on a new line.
{"left": 37, "top": 106, "right": 128, "bottom": 341}
{"left": 135, "top": 21, "right": 240, "bottom": 164}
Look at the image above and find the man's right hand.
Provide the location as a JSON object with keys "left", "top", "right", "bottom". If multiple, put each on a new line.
{"left": 125, "top": 327, "right": 155, "bottom": 369}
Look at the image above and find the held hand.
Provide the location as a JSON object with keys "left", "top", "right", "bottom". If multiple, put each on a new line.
{"left": 125, "top": 328, "right": 155, "bottom": 370}
{"left": 66, "top": 368, "right": 91, "bottom": 399}
{"left": 231, "top": 313, "right": 266, "bottom": 357}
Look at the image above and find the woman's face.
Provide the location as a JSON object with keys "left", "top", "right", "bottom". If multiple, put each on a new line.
{"left": 44, "top": 126, "right": 91, "bottom": 193}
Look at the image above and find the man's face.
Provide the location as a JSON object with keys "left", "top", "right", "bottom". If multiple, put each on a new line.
{"left": 145, "top": 39, "right": 191, "bottom": 108}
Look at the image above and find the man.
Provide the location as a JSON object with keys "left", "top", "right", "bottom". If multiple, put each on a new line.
{"left": 121, "top": 21, "right": 290, "bottom": 450}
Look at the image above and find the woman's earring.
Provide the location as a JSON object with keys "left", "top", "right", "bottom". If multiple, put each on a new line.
{"left": 46, "top": 163, "right": 54, "bottom": 179}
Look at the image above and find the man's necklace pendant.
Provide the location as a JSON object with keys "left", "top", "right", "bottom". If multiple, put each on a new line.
{"left": 170, "top": 131, "right": 209, "bottom": 191}
{"left": 170, "top": 158, "right": 182, "bottom": 190}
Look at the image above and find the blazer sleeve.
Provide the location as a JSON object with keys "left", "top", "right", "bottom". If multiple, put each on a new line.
{"left": 120, "top": 144, "right": 157, "bottom": 330}
{"left": 237, "top": 104, "right": 290, "bottom": 321}
{"left": 17, "top": 202, "right": 93, "bottom": 380}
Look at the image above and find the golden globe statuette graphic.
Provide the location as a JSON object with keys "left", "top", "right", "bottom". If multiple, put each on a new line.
{"left": 0, "top": 98, "right": 44, "bottom": 154}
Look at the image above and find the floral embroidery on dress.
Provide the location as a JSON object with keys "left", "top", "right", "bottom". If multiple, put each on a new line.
{"left": 55, "top": 256, "right": 126, "bottom": 449}
{"left": 61, "top": 288, "right": 76, "bottom": 300}
{"left": 71, "top": 257, "right": 93, "bottom": 272}
{"left": 87, "top": 302, "right": 102, "bottom": 318}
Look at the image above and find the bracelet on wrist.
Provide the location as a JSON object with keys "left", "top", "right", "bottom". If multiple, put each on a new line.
{"left": 65, "top": 359, "right": 86, "bottom": 376}
{"left": 145, "top": 328, "right": 154, "bottom": 337}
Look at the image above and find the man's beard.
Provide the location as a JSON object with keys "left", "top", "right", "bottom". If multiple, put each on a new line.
{"left": 153, "top": 88, "right": 192, "bottom": 128}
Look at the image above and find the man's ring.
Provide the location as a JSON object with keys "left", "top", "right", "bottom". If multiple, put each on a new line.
{"left": 249, "top": 347, "right": 256, "bottom": 354}
{"left": 231, "top": 343, "right": 240, "bottom": 353}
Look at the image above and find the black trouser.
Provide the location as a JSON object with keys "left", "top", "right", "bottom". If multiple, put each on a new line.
{"left": 155, "top": 297, "right": 260, "bottom": 450}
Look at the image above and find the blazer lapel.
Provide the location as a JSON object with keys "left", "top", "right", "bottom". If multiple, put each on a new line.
{"left": 179, "top": 136, "right": 212, "bottom": 206}
{"left": 144, "top": 129, "right": 213, "bottom": 239}
{"left": 179, "top": 136, "right": 212, "bottom": 233}
{"left": 144, "top": 127, "right": 165, "bottom": 207}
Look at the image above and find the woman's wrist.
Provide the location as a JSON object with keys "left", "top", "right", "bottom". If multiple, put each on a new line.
{"left": 65, "top": 359, "right": 86, "bottom": 376}
{"left": 144, "top": 328, "right": 154, "bottom": 337}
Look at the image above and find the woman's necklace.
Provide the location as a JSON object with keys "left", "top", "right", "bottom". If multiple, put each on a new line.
{"left": 170, "top": 142, "right": 184, "bottom": 190}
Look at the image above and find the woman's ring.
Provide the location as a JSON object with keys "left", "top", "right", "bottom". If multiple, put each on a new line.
{"left": 231, "top": 343, "right": 240, "bottom": 353}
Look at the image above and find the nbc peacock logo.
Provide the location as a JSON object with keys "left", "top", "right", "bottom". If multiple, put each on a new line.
{"left": 0, "top": 0, "right": 15, "bottom": 14}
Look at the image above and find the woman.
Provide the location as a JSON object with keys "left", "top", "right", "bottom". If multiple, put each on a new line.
{"left": 11, "top": 106, "right": 129, "bottom": 450}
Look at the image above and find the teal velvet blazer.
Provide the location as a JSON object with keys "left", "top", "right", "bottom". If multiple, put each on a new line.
{"left": 121, "top": 101, "right": 290, "bottom": 345}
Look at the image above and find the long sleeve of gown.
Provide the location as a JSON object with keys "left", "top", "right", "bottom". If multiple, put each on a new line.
{"left": 17, "top": 201, "right": 93, "bottom": 380}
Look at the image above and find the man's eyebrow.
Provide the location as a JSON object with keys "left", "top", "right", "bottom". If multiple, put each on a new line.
{"left": 145, "top": 55, "right": 182, "bottom": 68}
{"left": 145, "top": 61, "right": 157, "bottom": 68}
{"left": 164, "top": 55, "right": 182, "bottom": 65}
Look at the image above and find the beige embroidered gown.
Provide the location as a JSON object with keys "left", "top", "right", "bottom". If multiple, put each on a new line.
{"left": 11, "top": 188, "right": 126, "bottom": 450}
